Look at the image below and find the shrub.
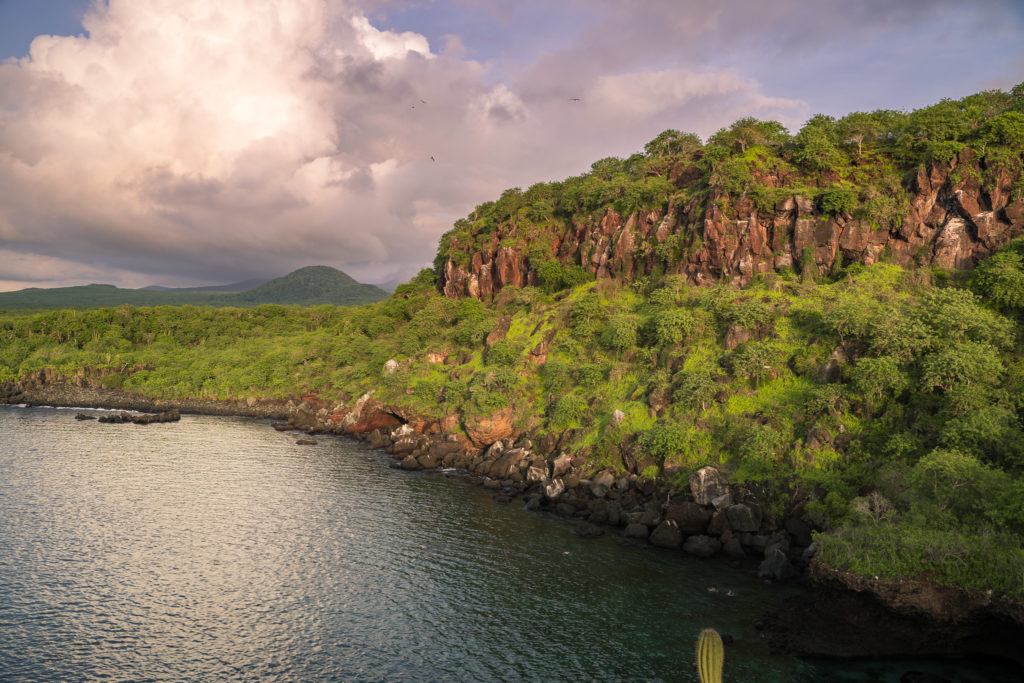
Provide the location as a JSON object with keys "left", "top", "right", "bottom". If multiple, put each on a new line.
{"left": 850, "top": 356, "right": 907, "bottom": 408}
{"left": 651, "top": 307, "right": 698, "bottom": 347}
{"left": 918, "top": 287, "right": 1015, "bottom": 349}
{"left": 724, "top": 299, "right": 775, "bottom": 329}
{"left": 574, "top": 362, "right": 609, "bottom": 389}
{"left": 540, "top": 360, "right": 573, "bottom": 395}
{"left": 920, "top": 341, "right": 1003, "bottom": 393}
{"left": 672, "top": 369, "right": 719, "bottom": 411}
{"left": 548, "top": 394, "right": 588, "bottom": 430}
{"left": 972, "top": 246, "right": 1024, "bottom": 312}
{"left": 910, "top": 449, "right": 1007, "bottom": 519}
{"left": 819, "top": 184, "right": 858, "bottom": 216}
{"left": 638, "top": 422, "right": 697, "bottom": 468}
{"left": 732, "top": 341, "right": 787, "bottom": 384}
{"left": 599, "top": 315, "right": 639, "bottom": 353}
{"left": 486, "top": 339, "right": 522, "bottom": 366}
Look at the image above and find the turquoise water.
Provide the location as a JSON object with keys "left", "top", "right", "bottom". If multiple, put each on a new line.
{"left": 0, "top": 406, "right": 1018, "bottom": 682}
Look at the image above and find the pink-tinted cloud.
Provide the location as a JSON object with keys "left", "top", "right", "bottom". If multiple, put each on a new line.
{"left": 1, "top": 0, "right": 1019, "bottom": 291}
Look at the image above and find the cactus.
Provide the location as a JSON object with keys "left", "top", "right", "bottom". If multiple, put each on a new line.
{"left": 695, "top": 627, "right": 724, "bottom": 683}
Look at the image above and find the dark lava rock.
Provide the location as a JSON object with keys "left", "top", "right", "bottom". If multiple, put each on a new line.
{"left": 74, "top": 413, "right": 96, "bottom": 420}
{"left": 665, "top": 502, "right": 711, "bottom": 535}
{"left": 722, "top": 537, "right": 746, "bottom": 559}
{"left": 682, "top": 535, "right": 721, "bottom": 558}
{"left": 649, "top": 520, "right": 683, "bottom": 549}
{"left": 688, "top": 466, "right": 729, "bottom": 505}
{"left": 573, "top": 522, "right": 606, "bottom": 539}
{"left": 759, "top": 547, "right": 797, "bottom": 581}
{"left": 296, "top": 438, "right": 318, "bottom": 445}
{"left": 272, "top": 423, "right": 292, "bottom": 431}
{"left": 623, "top": 523, "right": 649, "bottom": 540}
{"left": 725, "top": 503, "right": 762, "bottom": 533}
{"left": 784, "top": 517, "right": 814, "bottom": 547}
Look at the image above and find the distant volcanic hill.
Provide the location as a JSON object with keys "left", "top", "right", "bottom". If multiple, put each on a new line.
{"left": 0, "top": 266, "right": 389, "bottom": 309}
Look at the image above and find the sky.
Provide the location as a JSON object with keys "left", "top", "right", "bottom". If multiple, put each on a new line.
{"left": 0, "top": 0, "right": 1022, "bottom": 291}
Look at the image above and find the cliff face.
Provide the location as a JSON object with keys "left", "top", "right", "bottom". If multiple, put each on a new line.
{"left": 440, "top": 149, "right": 1024, "bottom": 299}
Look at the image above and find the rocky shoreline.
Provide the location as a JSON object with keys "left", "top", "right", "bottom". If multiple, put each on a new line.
{"left": 4, "top": 373, "right": 1023, "bottom": 667}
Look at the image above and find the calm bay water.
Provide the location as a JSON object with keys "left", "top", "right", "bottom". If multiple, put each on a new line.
{"left": 0, "top": 405, "right": 1018, "bottom": 682}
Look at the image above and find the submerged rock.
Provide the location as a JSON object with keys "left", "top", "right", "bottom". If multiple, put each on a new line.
{"left": 573, "top": 522, "right": 606, "bottom": 539}
{"left": 683, "top": 535, "right": 721, "bottom": 558}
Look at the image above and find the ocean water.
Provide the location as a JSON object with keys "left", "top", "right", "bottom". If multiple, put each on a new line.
{"left": 0, "top": 405, "right": 1018, "bottom": 682}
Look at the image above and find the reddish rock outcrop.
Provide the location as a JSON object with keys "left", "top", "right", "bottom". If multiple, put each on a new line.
{"left": 440, "top": 151, "right": 1024, "bottom": 299}
{"left": 462, "top": 406, "right": 515, "bottom": 448}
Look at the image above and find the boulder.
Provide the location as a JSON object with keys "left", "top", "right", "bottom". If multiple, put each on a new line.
{"left": 399, "top": 455, "right": 421, "bottom": 470}
{"left": 785, "top": 517, "right": 814, "bottom": 547}
{"left": 588, "top": 499, "right": 610, "bottom": 524}
{"left": 722, "top": 537, "right": 746, "bottom": 559}
{"left": 725, "top": 503, "right": 762, "bottom": 533}
{"left": 689, "top": 466, "right": 730, "bottom": 505}
{"left": 543, "top": 478, "right": 565, "bottom": 501}
{"left": 416, "top": 453, "right": 440, "bottom": 469}
{"left": 383, "top": 359, "right": 399, "bottom": 375}
{"left": 526, "top": 463, "right": 547, "bottom": 483}
{"left": 552, "top": 452, "right": 573, "bottom": 477}
{"left": 649, "top": 520, "right": 683, "bottom": 549}
{"left": 683, "top": 535, "right": 721, "bottom": 558}
{"left": 724, "top": 325, "right": 754, "bottom": 350}
{"left": 665, "top": 502, "right": 711, "bottom": 535}
{"left": 391, "top": 423, "right": 415, "bottom": 441}
{"left": 711, "top": 493, "right": 733, "bottom": 510}
{"left": 759, "top": 546, "right": 797, "bottom": 581}
{"left": 365, "top": 429, "right": 388, "bottom": 449}
{"left": 488, "top": 448, "right": 526, "bottom": 479}
{"left": 623, "top": 523, "right": 649, "bottom": 539}
{"left": 555, "top": 502, "right": 576, "bottom": 517}
{"left": 707, "top": 509, "right": 731, "bottom": 537}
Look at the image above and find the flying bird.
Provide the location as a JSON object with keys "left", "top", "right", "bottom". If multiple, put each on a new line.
{"left": 420, "top": 99, "right": 428, "bottom": 104}
{"left": 569, "top": 98, "right": 581, "bottom": 101}
{"left": 430, "top": 156, "right": 435, "bottom": 162}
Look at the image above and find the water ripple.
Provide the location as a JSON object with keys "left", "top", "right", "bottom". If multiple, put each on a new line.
{"left": 3, "top": 406, "right": 1021, "bottom": 682}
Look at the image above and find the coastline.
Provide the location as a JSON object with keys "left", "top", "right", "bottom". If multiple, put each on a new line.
{"left": 4, "top": 376, "right": 1024, "bottom": 667}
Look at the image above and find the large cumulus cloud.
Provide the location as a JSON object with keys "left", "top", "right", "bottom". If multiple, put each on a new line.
{"left": 4, "top": 0, "right": 1017, "bottom": 290}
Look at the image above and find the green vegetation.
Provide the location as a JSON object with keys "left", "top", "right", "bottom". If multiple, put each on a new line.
{"left": 436, "top": 83, "right": 1024, "bottom": 291}
{"left": 0, "top": 266, "right": 388, "bottom": 311}
{"left": 2, "top": 84, "right": 1024, "bottom": 598}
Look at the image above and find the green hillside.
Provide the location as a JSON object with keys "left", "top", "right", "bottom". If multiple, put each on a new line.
{"left": 0, "top": 266, "right": 388, "bottom": 311}
{"left": 233, "top": 266, "right": 387, "bottom": 305}
{"left": 2, "top": 85, "right": 1024, "bottom": 597}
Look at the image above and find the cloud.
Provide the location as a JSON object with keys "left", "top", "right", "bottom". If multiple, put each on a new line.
{"left": 2, "top": 0, "right": 1019, "bottom": 290}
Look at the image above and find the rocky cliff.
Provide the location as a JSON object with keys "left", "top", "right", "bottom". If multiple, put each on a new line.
{"left": 440, "top": 148, "right": 1024, "bottom": 299}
